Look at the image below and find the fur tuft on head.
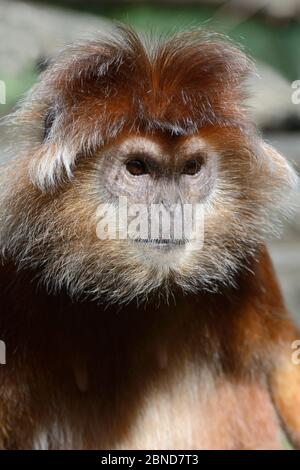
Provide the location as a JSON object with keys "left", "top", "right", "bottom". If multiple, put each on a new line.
{"left": 7, "top": 25, "right": 253, "bottom": 191}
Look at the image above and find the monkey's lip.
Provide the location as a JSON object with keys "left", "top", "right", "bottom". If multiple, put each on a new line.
{"left": 131, "top": 238, "right": 187, "bottom": 248}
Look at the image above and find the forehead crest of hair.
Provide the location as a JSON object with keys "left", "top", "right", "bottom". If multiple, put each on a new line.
{"left": 22, "top": 26, "right": 253, "bottom": 190}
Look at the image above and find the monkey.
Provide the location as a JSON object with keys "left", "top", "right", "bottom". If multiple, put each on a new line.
{"left": 0, "top": 25, "right": 299, "bottom": 450}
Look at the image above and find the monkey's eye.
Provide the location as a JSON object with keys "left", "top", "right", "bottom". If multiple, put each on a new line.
{"left": 182, "top": 159, "right": 202, "bottom": 176}
{"left": 126, "top": 159, "right": 148, "bottom": 176}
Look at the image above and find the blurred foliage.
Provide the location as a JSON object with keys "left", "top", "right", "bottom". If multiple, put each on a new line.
{"left": 1, "top": 63, "right": 36, "bottom": 114}
{"left": 31, "top": 0, "right": 300, "bottom": 80}
{"left": 2, "top": 0, "right": 300, "bottom": 112}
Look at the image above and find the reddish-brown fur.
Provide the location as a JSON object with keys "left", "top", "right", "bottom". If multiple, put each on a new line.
{"left": 0, "top": 249, "right": 299, "bottom": 449}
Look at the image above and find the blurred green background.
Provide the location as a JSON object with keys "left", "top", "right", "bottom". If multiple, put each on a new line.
{"left": 1, "top": 0, "right": 300, "bottom": 112}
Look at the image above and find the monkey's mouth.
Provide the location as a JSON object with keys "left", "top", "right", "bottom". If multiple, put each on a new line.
{"left": 132, "top": 238, "right": 188, "bottom": 249}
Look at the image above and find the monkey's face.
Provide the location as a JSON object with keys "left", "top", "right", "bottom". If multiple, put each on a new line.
{"left": 0, "top": 27, "right": 297, "bottom": 304}
{"left": 36, "top": 131, "right": 219, "bottom": 303}
{"left": 94, "top": 134, "right": 216, "bottom": 263}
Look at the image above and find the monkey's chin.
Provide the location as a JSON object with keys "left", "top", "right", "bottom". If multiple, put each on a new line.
{"left": 132, "top": 238, "right": 187, "bottom": 249}
{"left": 131, "top": 238, "right": 203, "bottom": 271}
